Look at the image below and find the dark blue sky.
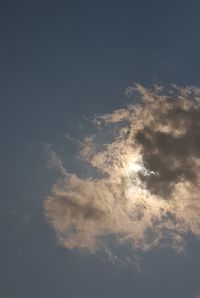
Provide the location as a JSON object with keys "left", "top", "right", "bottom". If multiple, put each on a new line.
{"left": 1, "top": 1, "right": 200, "bottom": 297}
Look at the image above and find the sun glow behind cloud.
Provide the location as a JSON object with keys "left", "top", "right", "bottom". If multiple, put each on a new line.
{"left": 44, "top": 83, "right": 200, "bottom": 255}
{"left": 128, "top": 162, "right": 143, "bottom": 173}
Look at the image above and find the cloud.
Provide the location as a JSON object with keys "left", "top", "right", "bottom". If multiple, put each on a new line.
{"left": 44, "top": 84, "right": 200, "bottom": 254}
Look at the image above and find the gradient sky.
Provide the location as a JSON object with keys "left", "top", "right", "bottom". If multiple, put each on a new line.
{"left": 1, "top": 1, "right": 200, "bottom": 297}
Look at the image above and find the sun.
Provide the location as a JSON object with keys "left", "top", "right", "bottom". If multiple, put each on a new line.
{"left": 126, "top": 153, "right": 144, "bottom": 175}
{"left": 127, "top": 157, "right": 156, "bottom": 177}
{"left": 128, "top": 162, "right": 143, "bottom": 174}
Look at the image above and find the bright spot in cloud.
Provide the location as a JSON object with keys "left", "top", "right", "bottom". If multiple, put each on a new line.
{"left": 128, "top": 162, "right": 143, "bottom": 173}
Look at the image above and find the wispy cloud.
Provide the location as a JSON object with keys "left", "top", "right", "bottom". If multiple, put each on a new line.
{"left": 44, "top": 84, "right": 200, "bottom": 254}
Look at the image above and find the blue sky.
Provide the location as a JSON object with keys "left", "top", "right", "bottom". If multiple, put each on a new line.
{"left": 1, "top": 1, "right": 200, "bottom": 297}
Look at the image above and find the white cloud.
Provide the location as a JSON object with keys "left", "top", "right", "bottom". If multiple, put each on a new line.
{"left": 44, "top": 84, "right": 200, "bottom": 254}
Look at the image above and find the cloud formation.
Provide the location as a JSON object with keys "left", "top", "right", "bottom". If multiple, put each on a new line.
{"left": 44, "top": 84, "right": 200, "bottom": 253}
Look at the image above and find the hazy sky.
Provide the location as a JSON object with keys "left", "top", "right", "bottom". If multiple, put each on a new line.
{"left": 1, "top": 1, "right": 200, "bottom": 298}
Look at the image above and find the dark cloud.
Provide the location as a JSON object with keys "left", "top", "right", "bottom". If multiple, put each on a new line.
{"left": 135, "top": 100, "right": 200, "bottom": 198}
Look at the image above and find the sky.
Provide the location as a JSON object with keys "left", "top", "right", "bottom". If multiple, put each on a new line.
{"left": 1, "top": 1, "right": 200, "bottom": 297}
